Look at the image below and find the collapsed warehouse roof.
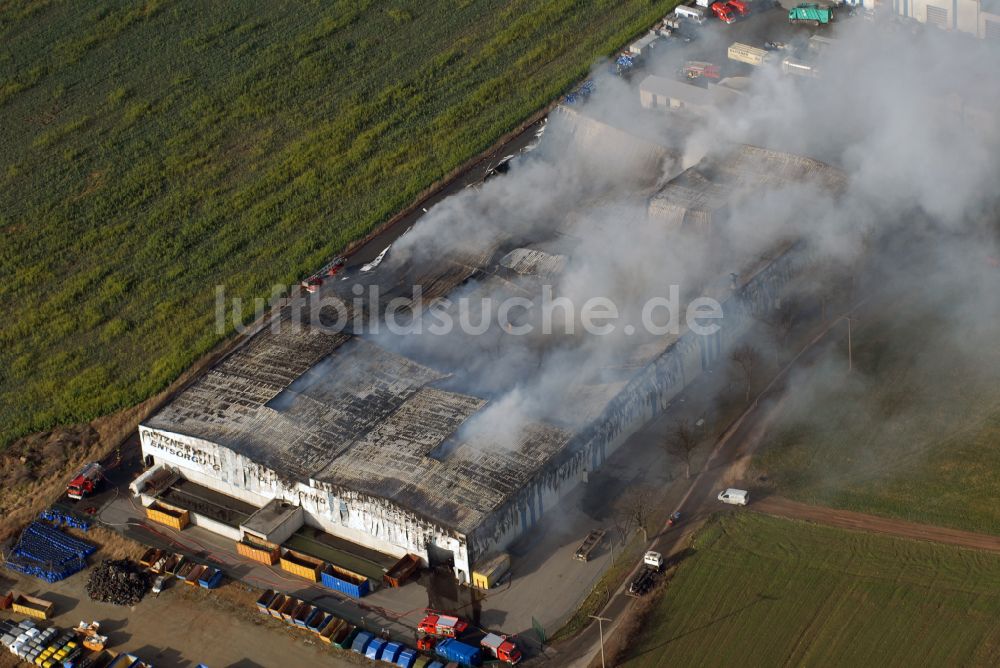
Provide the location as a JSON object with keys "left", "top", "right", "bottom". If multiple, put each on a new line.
{"left": 145, "top": 323, "right": 573, "bottom": 533}
{"left": 145, "top": 132, "right": 845, "bottom": 537}
{"left": 649, "top": 144, "right": 848, "bottom": 231}
{"left": 500, "top": 248, "right": 568, "bottom": 277}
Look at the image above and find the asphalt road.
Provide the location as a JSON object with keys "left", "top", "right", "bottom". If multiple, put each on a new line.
{"left": 1, "top": 566, "right": 363, "bottom": 668}
{"left": 49, "top": 433, "right": 144, "bottom": 522}
{"left": 545, "top": 304, "right": 868, "bottom": 667}
{"left": 544, "top": 384, "right": 790, "bottom": 667}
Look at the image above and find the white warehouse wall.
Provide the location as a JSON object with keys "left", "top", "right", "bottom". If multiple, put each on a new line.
{"left": 138, "top": 425, "right": 472, "bottom": 580}
{"left": 467, "top": 249, "right": 800, "bottom": 564}
{"left": 895, "top": 0, "right": 982, "bottom": 34}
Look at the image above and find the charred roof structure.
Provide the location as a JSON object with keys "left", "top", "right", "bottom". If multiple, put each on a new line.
{"left": 138, "top": 109, "right": 845, "bottom": 584}
{"left": 649, "top": 144, "right": 848, "bottom": 232}
{"left": 145, "top": 331, "right": 572, "bottom": 535}
{"left": 500, "top": 248, "right": 568, "bottom": 277}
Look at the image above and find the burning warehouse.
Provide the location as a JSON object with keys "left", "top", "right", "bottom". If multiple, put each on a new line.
{"left": 135, "top": 108, "right": 845, "bottom": 584}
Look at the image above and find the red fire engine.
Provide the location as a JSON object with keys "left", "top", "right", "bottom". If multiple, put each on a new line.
{"left": 726, "top": 0, "right": 750, "bottom": 15}
{"left": 418, "top": 612, "right": 469, "bottom": 638}
{"left": 67, "top": 462, "right": 104, "bottom": 500}
{"left": 711, "top": 1, "right": 736, "bottom": 23}
{"left": 481, "top": 633, "right": 522, "bottom": 664}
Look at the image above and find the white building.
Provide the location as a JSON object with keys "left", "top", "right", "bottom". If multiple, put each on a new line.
{"left": 891, "top": 0, "right": 1000, "bottom": 38}
{"left": 639, "top": 75, "right": 745, "bottom": 114}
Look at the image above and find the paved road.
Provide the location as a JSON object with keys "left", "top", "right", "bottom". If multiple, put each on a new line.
{"left": 753, "top": 497, "right": 1000, "bottom": 554}
{"left": 2, "top": 568, "right": 362, "bottom": 668}
{"left": 542, "top": 377, "right": 791, "bottom": 666}
{"left": 96, "top": 494, "right": 426, "bottom": 644}
{"left": 545, "top": 305, "right": 867, "bottom": 667}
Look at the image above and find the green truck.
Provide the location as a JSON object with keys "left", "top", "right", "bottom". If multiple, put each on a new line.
{"left": 788, "top": 3, "right": 833, "bottom": 25}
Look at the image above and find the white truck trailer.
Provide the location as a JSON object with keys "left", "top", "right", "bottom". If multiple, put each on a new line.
{"left": 727, "top": 42, "right": 772, "bottom": 66}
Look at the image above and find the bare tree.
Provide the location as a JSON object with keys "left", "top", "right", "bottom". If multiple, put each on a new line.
{"left": 729, "top": 344, "right": 760, "bottom": 403}
{"left": 849, "top": 224, "right": 878, "bottom": 301}
{"left": 611, "top": 501, "right": 633, "bottom": 547}
{"left": 804, "top": 257, "right": 836, "bottom": 323}
{"left": 617, "top": 486, "right": 654, "bottom": 542}
{"left": 764, "top": 300, "right": 799, "bottom": 350}
{"left": 666, "top": 419, "right": 699, "bottom": 480}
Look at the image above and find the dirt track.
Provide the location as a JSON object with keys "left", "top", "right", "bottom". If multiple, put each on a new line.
{"left": 753, "top": 496, "right": 1000, "bottom": 554}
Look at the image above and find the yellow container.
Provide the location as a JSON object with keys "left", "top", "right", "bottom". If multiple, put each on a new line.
{"left": 12, "top": 593, "right": 53, "bottom": 620}
{"left": 237, "top": 539, "right": 280, "bottom": 565}
{"left": 279, "top": 550, "right": 324, "bottom": 582}
{"left": 472, "top": 553, "right": 511, "bottom": 590}
{"left": 146, "top": 501, "right": 190, "bottom": 530}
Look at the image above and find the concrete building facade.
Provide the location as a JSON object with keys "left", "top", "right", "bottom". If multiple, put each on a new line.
{"left": 639, "top": 75, "right": 744, "bottom": 115}
{"left": 891, "top": 0, "right": 1000, "bottom": 38}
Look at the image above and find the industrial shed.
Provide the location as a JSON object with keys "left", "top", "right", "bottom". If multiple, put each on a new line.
{"left": 649, "top": 144, "right": 847, "bottom": 232}
{"left": 639, "top": 74, "right": 744, "bottom": 114}
{"left": 137, "top": 112, "right": 845, "bottom": 583}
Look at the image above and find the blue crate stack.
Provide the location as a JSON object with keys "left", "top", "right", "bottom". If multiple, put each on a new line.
{"left": 39, "top": 508, "right": 91, "bottom": 531}
{"left": 4, "top": 521, "right": 97, "bottom": 583}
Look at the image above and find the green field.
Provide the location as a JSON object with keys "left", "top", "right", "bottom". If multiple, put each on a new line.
{"left": 0, "top": 0, "right": 677, "bottom": 448}
{"left": 751, "top": 282, "right": 1000, "bottom": 535}
{"left": 622, "top": 513, "right": 1000, "bottom": 667}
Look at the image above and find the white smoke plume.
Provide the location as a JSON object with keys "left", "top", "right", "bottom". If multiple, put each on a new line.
{"left": 360, "top": 16, "right": 1000, "bottom": 451}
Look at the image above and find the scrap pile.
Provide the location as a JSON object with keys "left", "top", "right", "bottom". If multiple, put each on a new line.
{"left": 86, "top": 559, "right": 149, "bottom": 606}
{"left": 4, "top": 521, "right": 97, "bottom": 583}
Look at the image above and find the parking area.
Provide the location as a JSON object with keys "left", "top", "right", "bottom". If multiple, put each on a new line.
{"left": 636, "top": 0, "right": 850, "bottom": 82}
{"left": 0, "top": 567, "right": 362, "bottom": 668}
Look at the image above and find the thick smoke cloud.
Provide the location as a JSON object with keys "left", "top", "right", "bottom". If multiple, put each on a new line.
{"left": 363, "top": 17, "right": 999, "bottom": 451}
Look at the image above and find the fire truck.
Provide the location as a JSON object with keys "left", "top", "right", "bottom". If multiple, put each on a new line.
{"left": 418, "top": 612, "right": 469, "bottom": 638}
{"left": 299, "top": 257, "right": 346, "bottom": 293}
{"left": 481, "top": 633, "right": 522, "bottom": 664}
{"left": 681, "top": 61, "right": 721, "bottom": 80}
{"left": 67, "top": 462, "right": 104, "bottom": 500}
{"left": 726, "top": 0, "right": 750, "bottom": 16}
{"left": 711, "top": 1, "right": 736, "bottom": 23}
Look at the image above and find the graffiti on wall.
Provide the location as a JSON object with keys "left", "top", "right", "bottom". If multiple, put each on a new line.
{"left": 143, "top": 429, "right": 222, "bottom": 471}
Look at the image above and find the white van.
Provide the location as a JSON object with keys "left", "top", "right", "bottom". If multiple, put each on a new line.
{"left": 717, "top": 488, "right": 749, "bottom": 506}
{"left": 675, "top": 5, "right": 706, "bottom": 23}
{"left": 644, "top": 551, "right": 665, "bottom": 571}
